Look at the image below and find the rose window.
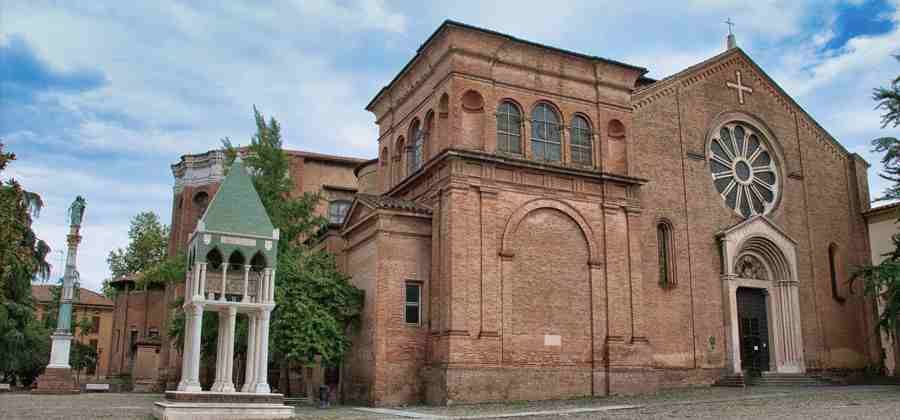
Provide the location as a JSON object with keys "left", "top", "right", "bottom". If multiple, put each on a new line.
{"left": 708, "top": 122, "right": 779, "bottom": 218}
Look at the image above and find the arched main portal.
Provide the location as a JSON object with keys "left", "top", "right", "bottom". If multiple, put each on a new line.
{"left": 718, "top": 216, "right": 804, "bottom": 375}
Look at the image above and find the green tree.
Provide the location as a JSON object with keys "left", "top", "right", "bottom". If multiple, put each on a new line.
{"left": 0, "top": 142, "right": 53, "bottom": 386}
{"left": 106, "top": 211, "right": 169, "bottom": 279}
{"left": 70, "top": 341, "right": 98, "bottom": 385}
{"left": 852, "top": 56, "right": 900, "bottom": 339}
{"left": 222, "top": 107, "right": 364, "bottom": 367}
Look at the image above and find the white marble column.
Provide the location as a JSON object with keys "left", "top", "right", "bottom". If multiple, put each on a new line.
{"left": 253, "top": 310, "right": 271, "bottom": 394}
{"left": 220, "top": 263, "right": 228, "bottom": 301}
{"left": 211, "top": 311, "right": 226, "bottom": 391}
{"left": 197, "top": 263, "right": 207, "bottom": 300}
{"left": 177, "top": 309, "right": 195, "bottom": 391}
{"left": 241, "top": 312, "right": 258, "bottom": 392}
{"left": 222, "top": 306, "right": 237, "bottom": 392}
{"left": 242, "top": 265, "right": 251, "bottom": 302}
{"left": 269, "top": 269, "right": 276, "bottom": 302}
{"left": 184, "top": 304, "right": 204, "bottom": 392}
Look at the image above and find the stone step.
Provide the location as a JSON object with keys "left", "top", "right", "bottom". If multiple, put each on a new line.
{"left": 748, "top": 373, "right": 835, "bottom": 387}
{"left": 713, "top": 375, "right": 746, "bottom": 388}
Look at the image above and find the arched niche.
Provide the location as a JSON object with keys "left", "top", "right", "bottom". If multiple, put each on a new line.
{"left": 606, "top": 119, "right": 627, "bottom": 174}
{"left": 460, "top": 90, "right": 485, "bottom": 150}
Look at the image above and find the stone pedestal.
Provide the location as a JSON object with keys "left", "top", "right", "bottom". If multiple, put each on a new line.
{"left": 33, "top": 367, "right": 79, "bottom": 394}
{"left": 133, "top": 340, "right": 162, "bottom": 392}
{"left": 153, "top": 392, "right": 293, "bottom": 420}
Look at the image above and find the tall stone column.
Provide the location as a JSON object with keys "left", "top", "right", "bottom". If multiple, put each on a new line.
{"left": 242, "top": 312, "right": 258, "bottom": 392}
{"left": 222, "top": 306, "right": 237, "bottom": 392}
{"left": 211, "top": 311, "right": 226, "bottom": 392}
{"left": 183, "top": 303, "right": 204, "bottom": 392}
{"left": 35, "top": 196, "right": 86, "bottom": 394}
{"left": 253, "top": 310, "right": 272, "bottom": 393}
{"left": 177, "top": 309, "right": 196, "bottom": 391}
{"left": 47, "top": 228, "right": 81, "bottom": 369}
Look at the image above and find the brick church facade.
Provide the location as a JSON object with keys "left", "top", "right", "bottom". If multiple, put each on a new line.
{"left": 162, "top": 21, "right": 880, "bottom": 405}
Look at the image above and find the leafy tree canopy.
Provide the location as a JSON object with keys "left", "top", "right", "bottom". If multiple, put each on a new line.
{"left": 106, "top": 211, "right": 169, "bottom": 280}
{"left": 0, "top": 142, "right": 53, "bottom": 386}
{"left": 221, "top": 107, "right": 364, "bottom": 367}
{"left": 852, "top": 55, "right": 900, "bottom": 339}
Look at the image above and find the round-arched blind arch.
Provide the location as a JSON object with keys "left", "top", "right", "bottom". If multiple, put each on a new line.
{"left": 708, "top": 121, "right": 780, "bottom": 218}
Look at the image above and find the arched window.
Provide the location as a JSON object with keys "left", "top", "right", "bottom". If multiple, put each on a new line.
{"left": 380, "top": 147, "right": 388, "bottom": 166}
{"left": 250, "top": 251, "right": 266, "bottom": 272}
{"left": 206, "top": 248, "right": 223, "bottom": 270}
{"left": 829, "top": 243, "right": 845, "bottom": 303}
{"left": 407, "top": 119, "right": 424, "bottom": 174}
{"left": 193, "top": 191, "right": 209, "bottom": 216}
{"left": 228, "top": 250, "right": 245, "bottom": 271}
{"left": 531, "top": 103, "right": 562, "bottom": 161}
{"left": 496, "top": 101, "right": 522, "bottom": 154}
{"left": 657, "top": 221, "right": 676, "bottom": 288}
{"left": 328, "top": 200, "right": 352, "bottom": 225}
{"left": 570, "top": 115, "right": 593, "bottom": 166}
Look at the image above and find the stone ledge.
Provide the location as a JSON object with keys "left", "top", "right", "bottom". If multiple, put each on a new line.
{"left": 153, "top": 401, "right": 293, "bottom": 420}
{"left": 164, "top": 390, "right": 284, "bottom": 404}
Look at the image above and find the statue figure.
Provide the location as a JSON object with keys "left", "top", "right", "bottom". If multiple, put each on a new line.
{"left": 68, "top": 196, "right": 86, "bottom": 227}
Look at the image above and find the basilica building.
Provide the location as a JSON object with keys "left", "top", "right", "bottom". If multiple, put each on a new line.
{"left": 164, "top": 21, "right": 879, "bottom": 406}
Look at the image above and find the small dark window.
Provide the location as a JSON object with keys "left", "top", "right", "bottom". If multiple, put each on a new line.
{"left": 148, "top": 327, "right": 160, "bottom": 338}
{"left": 829, "top": 244, "right": 845, "bottom": 304}
{"left": 328, "top": 200, "right": 352, "bottom": 225}
{"left": 91, "top": 316, "right": 101, "bottom": 334}
{"left": 657, "top": 221, "right": 677, "bottom": 289}
{"left": 404, "top": 282, "right": 421, "bottom": 325}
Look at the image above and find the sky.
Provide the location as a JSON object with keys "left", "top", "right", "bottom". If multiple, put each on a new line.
{"left": 2, "top": 0, "right": 899, "bottom": 293}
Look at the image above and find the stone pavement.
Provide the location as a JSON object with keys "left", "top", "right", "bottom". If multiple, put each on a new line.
{"left": 1, "top": 386, "right": 898, "bottom": 419}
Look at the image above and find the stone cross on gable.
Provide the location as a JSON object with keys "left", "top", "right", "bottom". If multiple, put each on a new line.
{"left": 726, "top": 70, "right": 753, "bottom": 104}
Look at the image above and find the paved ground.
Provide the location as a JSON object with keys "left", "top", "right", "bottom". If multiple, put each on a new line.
{"left": 0, "top": 386, "right": 898, "bottom": 419}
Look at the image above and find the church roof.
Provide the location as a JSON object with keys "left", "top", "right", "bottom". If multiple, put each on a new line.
{"left": 633, "top": 47, "right": 855, "bottom": 160}
{"left": 355, "top": 193, "right": 432, "bottom": 215}
{"left": 367, "top": 20, "right": 648, "bottom": 111}
{"left": 198, "top": 157, "right": 275, "bottom": 237}
{"left": 31, "top": 285, "right": 113, "bottom": 307}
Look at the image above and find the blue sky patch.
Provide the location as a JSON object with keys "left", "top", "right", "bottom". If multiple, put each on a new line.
{"left": 825, "top": 0, "right": 896, "bottom": 51}
{"left": 0, "top": 35, "right": 107, "bottom": 101}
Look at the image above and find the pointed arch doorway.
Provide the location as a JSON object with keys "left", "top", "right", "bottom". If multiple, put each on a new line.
{"left": 718, "top": 217, "right": 805, "bottom": 375}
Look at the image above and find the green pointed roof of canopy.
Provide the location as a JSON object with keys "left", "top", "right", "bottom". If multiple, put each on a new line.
{"left": 199, "top": 157, "right": 275, "bottom": 237}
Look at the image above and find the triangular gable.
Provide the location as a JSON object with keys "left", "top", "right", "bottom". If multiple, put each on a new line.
{"left": 199, "top": 157, "right": 275, "bottom": 238}
{"left": 716, "top": 215, "right": 798, "bottom": 245}
{"left": 633, "top": 47, "right": 852, "bottom": 161}
{"left": 341, "top": 198, "right": 375, "bottom": 231}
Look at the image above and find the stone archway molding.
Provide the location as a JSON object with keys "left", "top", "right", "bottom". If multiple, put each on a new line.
{"left": 500, "top": 198, "right": 601, "bottom": 266}
{"left": 717, "top": 215, "right": 805, "bottom": 375}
